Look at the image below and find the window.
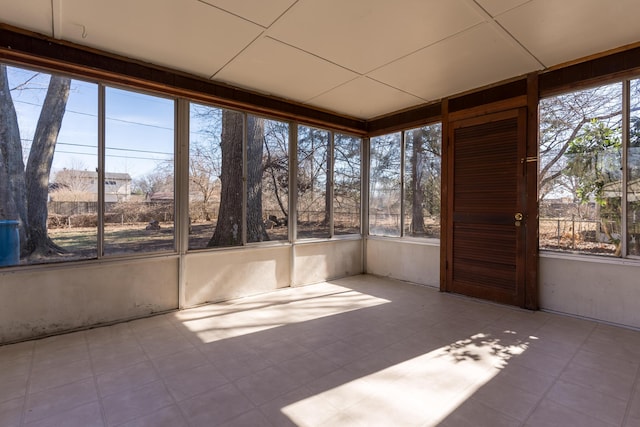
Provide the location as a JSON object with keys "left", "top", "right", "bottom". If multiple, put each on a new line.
{"left": 369, "top": 132, "right": 402, "bottom": 236}
{"left": 334, "top": 133, "right": 361, "bottom": 235}
{"left": 297, "top": 126, "right": 330, "bottom": 239}
{"left": 249, "top": 116, "right": 289, "bottom": 243}
{"left": 369, "top": 125, "right": 441, "bottom": 239}
{"left": 404, "top": 124, "right": 441, "bottom": 238}
{"left": 538, "top": 81, "right": 638, "bottom": 257}
{"left": 104, "top": 87, "right": 175, "bottom": 255}
{"left": 1, "top": 64, "right": 98, "bottom": 265}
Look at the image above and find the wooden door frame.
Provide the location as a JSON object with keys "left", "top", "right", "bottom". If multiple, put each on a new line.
{"left": 439, "top": 85, "right": 539, "bottom": 310}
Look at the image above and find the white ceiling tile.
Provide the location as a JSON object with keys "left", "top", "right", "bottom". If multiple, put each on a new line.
{"left": 498, "top": 0, "right": 640, "bottom": 67}
{"left": 215, "top": 37, "right": 358, "bottom": 103}
{"left": 198, "top": 0, "right": 296, "bottom": 27}
{"left": 268, "top": 0, "right": 484, "bottom": 74}
{"left": 0, "top": 0, "right": 53, "bottom": 36}
{"left": 369, "top": 23, "right": 541, "bottom": 101}
{"left": 308, "top": 77, "right": 425, "bottom": 120}
{"left": 58, "top": 0, "right": 263, "bottom": 78}
{"left": 473, "top": 0, "right": 530, "bottom": 16}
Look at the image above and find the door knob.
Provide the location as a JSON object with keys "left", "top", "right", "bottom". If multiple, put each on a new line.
{"left": 514, "top": 212, "right": 523, "bottom": 221}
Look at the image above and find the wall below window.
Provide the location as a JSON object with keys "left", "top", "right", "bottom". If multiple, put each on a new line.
{"left": 0, "top": 257, "right": 179, "bottom": 344}
{"left": 365, "top": 238, "right": 440, "bottom": 288}
{"left": 0, "top": 239, "right": 364, "bottom": 344}
{"left": 540, "top": 254, "right": 640, "bottom": 329}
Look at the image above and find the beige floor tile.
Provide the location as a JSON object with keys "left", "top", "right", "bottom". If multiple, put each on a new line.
{"left": 178, "top": 383, "right": 254, "bottom": 427}
{"left": 219, "top": 409, "right": 273, "bottom": 427}
{"left": 151, "top": 347, "right": 209, "bottom": 378}
{"left": 484, "top": 363, "right": 556, "bottom": 397}
{"left": 164, "top": 362, "right": 228, "bottom": 401}
{"left": 23, "top": 401, "right": 104, "bottom": 427}
{"left": 29, "top": 358, "right": 93, "bottom": 394}
{"left": 32, "top": 343, "right": 89, "bottom": 371}
{"left": 90, "top": 344, "right": 148, "bottom": 376}
{"left": 96, "top": 361, "right": 159, "bottom": 397}
{"left": 560, "top": 362, "right": 635, "bottom": 401}
{"left": 0, "top": 373, "right": 28, "bottom": 404}
{"left": 0, "top": 341, "right": 34, "bottom": 365}
{"left": 436, "top": 398, "right": 521, "bottom": 427}
{"left": 525, "top": 398, "right": 617, "bottom": 427}
{"left": 259, "top": 385, "right": 338, "bottom": 427}
{"left": 571, "top": 348, "right": 640, "bottom": 378}
{"left": 0, "top": 397, "right": 23, "bottom": 427}
{"left": 471, "top": 380, "right": 541, "bottom": 421}
{"left": 625, "top": 388, "right": 640, "bottom": 427}
{"left": 304, "top": 368, "right": 377, "bottom": 411}
{"left": 546, "top": 379, "right": 627, "bottom": 426}
{"left": 117, "top": 405, "right": 188, "bottom": 427}
{"left": 101, "top": 380, "right": 173, "bottom": 426}
{"left": 23, "top": 378, "right": 98, "bottom": 425}
{"left": 234, "top": 365, "right": 301, "bottom": 406}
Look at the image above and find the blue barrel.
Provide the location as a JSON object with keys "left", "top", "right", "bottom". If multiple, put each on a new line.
{"left": 0, "top": 220, "right": 20, "bottom": 267}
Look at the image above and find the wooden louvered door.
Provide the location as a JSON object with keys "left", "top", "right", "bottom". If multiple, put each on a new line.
{"left": 446, "top": 108, "right": 527, "bottom": 307}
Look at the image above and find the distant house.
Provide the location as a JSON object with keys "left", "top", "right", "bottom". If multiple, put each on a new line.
{"left": 50, "top": 170, "right": 132, "bottom": 203}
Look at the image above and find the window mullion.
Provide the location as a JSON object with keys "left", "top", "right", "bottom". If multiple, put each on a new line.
{"left": 400, "top": 130, "right": 406, "bottom": 237}
{"left": 622, "top": 80, "right": 630, "bottom": 257}
{"left": 97, "top": 84, "right": 105, "bottom": 258}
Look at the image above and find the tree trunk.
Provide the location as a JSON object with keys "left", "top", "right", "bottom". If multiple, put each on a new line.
{"left": 246, "top": 116, "right": 269, "bottom": 242}
{"left": 0, "top": 65, "right": 29, "bottom": 253}
{"left": 208, "top": 110, "right": 244, "bottom": 247}
{"left": 25, "top": 75, "right": 71, "bottom": 256}
{"left": 410, "top": 132, "right": 425, "bottom": 234}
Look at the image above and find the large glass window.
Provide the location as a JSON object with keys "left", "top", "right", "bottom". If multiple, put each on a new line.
{"left": 188, "top": 104, "right": 225, "bottom": 249}
{"left": 248, "top": 115, "right": 289, "bottom": 243}
{"left": 297, "top": 126, "right": 330, "bottom": 239}
{"left": 1, "top": 64, "right": 98, "bottom": 265}
{"left": 369, "top": 126, "right": 441, "bottom": 239}
{"left": 334, "top": 133, "right": 361, "bottom": 235}
{"left": 539, "top": 83, "right": 625, "bottom": 256}
{"left": 404, "top": 124, "right": 442, "bottom": 238}
{"left": 104, "top": 87, "right": 175, "bottom": 255}
{"left": 369, "top": 132, "right": 402, "bottom": 236}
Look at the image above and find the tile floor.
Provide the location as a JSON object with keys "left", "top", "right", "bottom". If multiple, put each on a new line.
{"left": 1, "top": 274, "right": 640, "bottom": 427}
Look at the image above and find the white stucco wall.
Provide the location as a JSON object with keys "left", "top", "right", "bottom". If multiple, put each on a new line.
{"left": 365, "top": 238, "right": 440, "bottom": 288}
{"left": 0, "top": 256, "right": 179, "bottom": 343}
{"left": 540, "top": 253, "right": 640, "bottom": 329}
{"left": 292, "top": 239, "right": 363, "bottom": 286}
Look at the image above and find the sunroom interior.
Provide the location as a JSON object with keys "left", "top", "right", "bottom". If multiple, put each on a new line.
{"left": 2, "top": 0, "right": 640, "bottom": 425}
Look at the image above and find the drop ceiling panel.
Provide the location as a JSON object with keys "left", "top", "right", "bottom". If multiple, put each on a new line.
{"left": 498, "top": 0, "right": 640, "bottom": 67}
{"left": 308, "top": 77, "right": 424, "bottom": 120}
{"left": 369, "top": 23, "right": 541, "bottom": 102}
{"left": 0, "top": 0, "right": 53, "bottom": 36}
{"left": 198, "top": 0, "right": 296, "bottom": 27}
{"left": 215, "top": 37, "right": 358, "bottom": 103}
{"left": 473, "top": 0, "right": 531, "bottom": 17}
{"left": 267, "top": 0, "right": 485, "bottom": 74}
{"left": 59, "top": 0, "right": 263, "bottom": 78}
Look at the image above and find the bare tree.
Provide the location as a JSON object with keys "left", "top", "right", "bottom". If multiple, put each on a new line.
{"left": 0, "top": 65, "right": 70, "bottom": 257}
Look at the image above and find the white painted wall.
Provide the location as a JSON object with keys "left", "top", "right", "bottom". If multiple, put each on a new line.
{"left": 365, "top": 238, "right": 440, "bottom": 288}
{"left": 292, "top": 239, "right": 363, "bottom": 286}
{"left": 0, "top": 257, "right": 179, "bottom": 343}
{"left": 540, "top": 253, "right": 640, "bottom": 329}
{"left": 183, "top": 245, "right": 291, "bottom": 307}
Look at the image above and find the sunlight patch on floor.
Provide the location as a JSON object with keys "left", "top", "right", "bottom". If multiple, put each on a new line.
{"left": 175, "top": 284, "right": 390, "bottom": 344}
{"left": 282, "top": 330, "right": 531, "bottom": 426}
